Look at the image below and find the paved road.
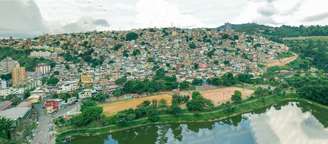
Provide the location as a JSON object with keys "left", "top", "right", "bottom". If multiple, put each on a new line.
{"left": 32, "top": 104, "right": 55, "bottom": 144}
{"left": 32, "top": 102, "right": 80, "bottom": 144}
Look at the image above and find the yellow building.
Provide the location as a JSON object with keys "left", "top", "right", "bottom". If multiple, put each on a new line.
{"left": 12, "top": 64, "right": 27, "bottom": 87}
{"left": 80, "top": 73, "right": 93, "bottom": 85}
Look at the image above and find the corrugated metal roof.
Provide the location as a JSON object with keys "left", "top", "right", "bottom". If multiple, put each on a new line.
{"left": 0, "top": 107, "right": 31, "bottom": 121}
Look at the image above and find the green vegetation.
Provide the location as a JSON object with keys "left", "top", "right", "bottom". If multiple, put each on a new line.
{"left": 113, "top": 68, "right": 192, "bottom": 96}
{"left": 285, "top": 40, "right": 328, "bottom": 72}
{"left": 0, "top": 73, "right": 11, "bottom": 81}
{"left": 186, "top": 92, "right": 214, "bottom": 112}
{"left": 112, "top": 44, "right": 123, "bottom": 51}
{"left": 192, "top": 78, "right": 203, "bottom": 86}
{"left": 62, "top": 53, "right": 80, "bottom": 63}
{"left": 207, "top": 72, "right": 254, "bottom": 86}
{"left": 287, "top": 76, "right": 328, "bottom": 105}
{"left": 276, "top": 51, "right": 294, "bottom": 59}
{"left": 189, "top": 42, "right": 197, "bottom": 49}
{"left": 43, "top": 75, "right": 59, "bottom": 86}
{"left": 231, "top": 90, "right": 242, "bottom": 103}
{"left": 91, "top": 93, "right": 109, "bottom": 102}
{"left": 0, "top": 117, "right": 13, "bottom": 140}
{"left": 70, "top": 99, "right": 103, "bottom": 126}
{"left": 0, "top": 47, "right": 55, "bottom": 71}
{"left": 53, "top": 92, "right": 78, "bottom": 103}
{"left": 126, "top": 32, "right": 139, "bottom": 41}
{"left": 229, "top": 23, "right": 328, "bottom": 42}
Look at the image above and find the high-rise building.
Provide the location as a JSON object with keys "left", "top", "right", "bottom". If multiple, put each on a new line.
{"left": 35, "top": 63, "right": 51, "bottom": 75}
{"left": 0, "top": 57, "right": 19, "bottom": 75}
{"left": 0, "top": 79, "right": 7, "bottom": 89}
{"left": 12, "top": 64, "right": 27, "bottom": 87}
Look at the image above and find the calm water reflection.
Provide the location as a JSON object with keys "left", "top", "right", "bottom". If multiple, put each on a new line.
{"left": 71, "top": 102, "right": 328, "bottom": 144}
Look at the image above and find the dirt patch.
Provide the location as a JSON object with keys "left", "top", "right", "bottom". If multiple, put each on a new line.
{"left": 101, "top": 94, "right": 172, "bottom": 116}
{"left": 266, "top": 55, "right": 298, "bottom": 67}
{"left": 198, "top": 87, "right": 254, "bottom": 106}
{"left": 101, "top": 87, "right": 254, "bottom": 115}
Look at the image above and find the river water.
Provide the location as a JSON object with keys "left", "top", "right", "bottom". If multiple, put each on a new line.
{"left": 71, "top": 102, "right": 328, "bottom": 144}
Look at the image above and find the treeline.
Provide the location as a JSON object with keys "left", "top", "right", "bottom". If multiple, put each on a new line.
{"left": 112, "top": 71, "right": 259, "bottom": 97}
{"left": 230, "top": 23, "right": 328, "bottom": 37}
{"left": 287, "top": 76, "right": 328, "bottom": 105}
{"left": 112, "top": 68, "right": 193, "bottom": 96}
{"left": 285, "top": 40, "right": 328, "bottom": 72}
{"left": 207, "top": 72, "right": 257, "bottom": 86}
{"left": 229, "top": 23, "right": 328, "bottom": 42}
{"left": 0, "top": 47, "right": 55, "bottom": 71}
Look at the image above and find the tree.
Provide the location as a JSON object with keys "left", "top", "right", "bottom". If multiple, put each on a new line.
{"left": 81, "top": 99, "right": 97, "bottom": 112}
{"left": 126, "top": 32, "right": 139, "bottom": 41}
{"left": 147, "top": 108, "right": 160, "bottom": 122}
{"left": 72, "top": 99, "right": 103, "bottom": 126}
{"left": 23, "top": 90, "right": 31, "bottom": 99}
{"left": 112, "top": 88, "right": 123, "bottom": 97}
{"left": 132, "top": 49, "right": 141, "bottom": 56}
{"left": 179, "top": 81, "right": 191, "bottom": 90}
{"left": 170, "top": 104, "right": 182, "bottom": 116}
{"left": 82, "top": 106, "right": 103, "bottom": 121}
{"left": 112, "top": 44, "right": 123, "bottom": 51}
{"left": 123, "top": 50, "right": 129, "bottom": 57}
{"left": 186, "top": 92, "right": 213, "bottom": 112}
{"left": 231, "top": 90, "right": 242, "bottom": 103}
{"left": 189, "top": 42, "right": 197, "bottom": 49}
{"left": 222, "top": 33, "right": 229, "bottom": 39}
{"left": 237, "top": 73, "right": 254, "bottom": 84}
{"left": 46, "top": 76, "right": 59, "bottom": 86}
{"left": 192, "top": 78, "right": 203, "bottom": 86}
{"left": 0, "top": 74, "right": 11, "bottom": 81}
{"left": 221, "top": 72, "right": 237, "bottom": 86}
{"left": 115, "top": 76, "right": 127, "bottom": 85}
{"left": 172, "top": 94, "right": 189, "bottom": 105}
{"left": 92, "top": 93, "right": 109, "bottom": 102}
{"left": 0, "top": 117, "right": 13, "bottom": 139}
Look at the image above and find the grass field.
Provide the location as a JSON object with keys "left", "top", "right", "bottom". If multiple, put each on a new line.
{"left": 101, "top": 87, "right": 254, "bottom": 115}
{"left": 266, "top": 55, "right": 298, "bottom": 67}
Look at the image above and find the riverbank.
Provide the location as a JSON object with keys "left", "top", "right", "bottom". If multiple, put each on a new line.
{"left": 55, "top": 93, "right": 328, "bottom": 143}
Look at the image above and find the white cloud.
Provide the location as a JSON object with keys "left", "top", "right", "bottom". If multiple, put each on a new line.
{"left": 0, "top": 0, "right": 46, "bottom": 37}
{"left": 1, "top": 0, "right": 328, "bottom": 37}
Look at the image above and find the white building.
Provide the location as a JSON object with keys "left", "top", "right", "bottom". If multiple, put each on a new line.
{"left": 0, "top": 57, "right": 19, "bottom": 74}
{"left": 58, "top": 80, "right": 79, "bottom": 93}
{"left": 0, "top": 79, "right": 7, "bottom": 89}
{"left": 30, "top": 51, "right": 51, "bottom": 58}
{"left": 79, "top": 89, "right": 95, "bottom": 99}
{"left": 35, "top": 63, "right": 51, "bottom": 75}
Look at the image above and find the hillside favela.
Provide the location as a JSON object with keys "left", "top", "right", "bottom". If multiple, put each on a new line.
{"left": 1, "top": 0, "right": 328, "bottom": 144}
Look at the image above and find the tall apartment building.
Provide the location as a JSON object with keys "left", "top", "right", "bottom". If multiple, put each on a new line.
{"left": 35, "top": 63, "right": 51, "bottom": 75}
{"left": 0, "top": 57, "right": 19, "bottom": 75}
{"left": 12, "top": 64, "right": 27, "bottom": 87}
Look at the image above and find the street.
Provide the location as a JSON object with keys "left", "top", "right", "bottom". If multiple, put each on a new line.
{"left": 32, "top": 104, "right": 55, "bottom": 144}
{"left": 31, "top": 102, "right": 80, "bottom": 144}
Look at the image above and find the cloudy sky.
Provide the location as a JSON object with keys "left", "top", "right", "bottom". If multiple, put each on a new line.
{"left": 1, "top": 0, "right": 328, "bottom": 37}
